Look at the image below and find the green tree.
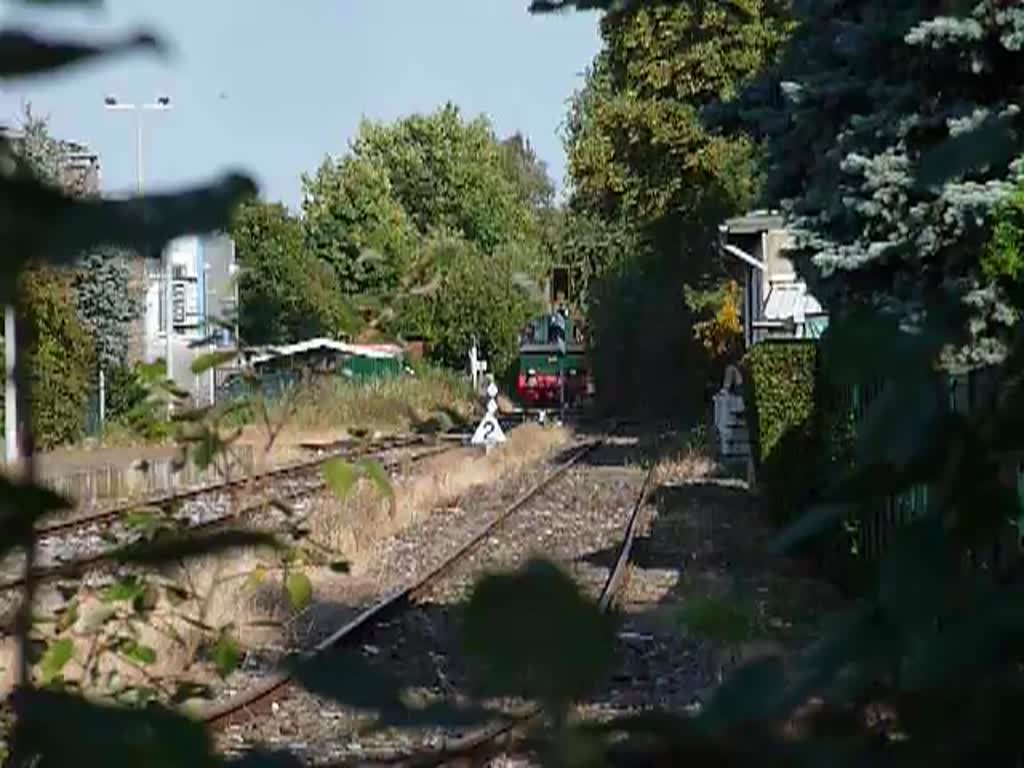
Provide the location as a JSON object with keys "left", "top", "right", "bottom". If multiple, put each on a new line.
{"left": 565, "top": 1, "right": 789, "bottom": 228}
{"left": 721, "top": 0, "right": 1024, "bottom": 367}
{"left": 3, "top": 106, "right": 101, "bottom": 447}
{"left": 19, "top": 267, "right": 97, "bottom": 448}
{"left": 302, "top": 104, "right": 544, "bottom": 301}
{"left": 500, "top": 132, "right": 556, "bottom": 212}
{"left": 231, "top": 198, "right": 357, "bottom": 344}
{"left": 74, "top": 247, "right": 139, "bottom": 371}
{"left": 396, "top": 233, "right": 542, "bottom": 377}
{"left": 301, "top": 154, "right": 418, "bottom": 297}
{"left": 557, "top": 2, "right": 790, "bottom": 415}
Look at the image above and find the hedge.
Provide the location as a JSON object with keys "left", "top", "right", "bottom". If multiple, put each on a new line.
{"left": 741, "top": 340, "right": 823, "bottom": 525}
{"left": 20, "top": 268, "right": 97, "bottom": 449}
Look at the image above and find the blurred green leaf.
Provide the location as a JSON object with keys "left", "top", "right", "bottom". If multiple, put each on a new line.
{"left": 288, "top": 651, "right": 486, "bottom": 727}
{"left": 100, "top": 577, "right": 146, "bottom": 604}
{"left": 285, "top": 571, "right": 312, "bottom": 611}
{"left": 0, "top": 29, "right": 163, "bottom": 79}
{"left": 1, "top": 173, "right": 256, "bottom": 288}
{"left": 189, "top": 349, "right": 237, "bottom": 375}
{"left": 0, "top": 478, "right": 73, "bottom": 557}
{"left": 820, "top": 307, "right": 955, "bottom": 390}
{"left": 678, "top": 595, "right": 756, "bottom": 646}
{"left": 699, "top": 656, "right": 786, "bottom": 731}
{"left": 462, "top": 557, "right": 615, "bottom": 706}
{"left": 915, "top": 114, "right": 1019, "bottom": 189}
{"left": 119, "top": 641, "right": 157, "bottom": 666}
{"left": 211, "top": 630, "right": 241, "bottom": 678}
{"left": 323, "top": 458, "right": 359, "bottom": 500}
{"left": 769, "top": 503, "right": 856, "bottom": 555}
{"left": 356, "top": 459, "right": 395, "bottom": 501}
{"left": 37, "top": 637, "right": 73, "bottom": 685}
{"left": 56, "top": 599, "right": 79, "bottom": 633}
{"left": 853, "top": 376, "right": 946, "bottom": 471}
{"left": 122, "top": 509, "right": 166, "bottom": 540}
{"left": 110, "top": 529, "right": 279, "bottom": 566}
{"left": 12, "top": 688, "right": 216, "bottom": 768}
{"left": 878, "top": 516, "right": 955, "bottom": 632}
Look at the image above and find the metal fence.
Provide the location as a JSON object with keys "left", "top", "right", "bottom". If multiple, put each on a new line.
{"left": 842, "top": 368, "right": 1024, "bottom": 574}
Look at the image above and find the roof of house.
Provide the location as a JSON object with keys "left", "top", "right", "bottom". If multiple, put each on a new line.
{"left": 762, "top": 280, "right": 825, "bottom": 322}
{"left": 720, "top": 210, "right": 785, "bottom": 235}
{"left": 246, "top": 337, "right": 404, "bottom": 366}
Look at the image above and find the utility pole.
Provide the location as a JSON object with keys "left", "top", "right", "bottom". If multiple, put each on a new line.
{"left": 4, "top": 305, "right": 16, "bottom": 465}
{"left": 103, "top": 95, "right": 173, "bottom": 390}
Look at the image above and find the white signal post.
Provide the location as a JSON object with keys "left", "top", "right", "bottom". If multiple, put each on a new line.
{"left": 4, "top": 305, "right": 16, "bottom": 464}
{"left": 471, "top": 381, "right": 506, "bottom": 453}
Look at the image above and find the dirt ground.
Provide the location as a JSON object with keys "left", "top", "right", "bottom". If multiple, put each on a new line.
{"left": 629, "top": 466, "right": 845, "bottom": 688}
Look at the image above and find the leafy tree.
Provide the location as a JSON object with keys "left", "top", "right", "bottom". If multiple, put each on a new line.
{"left": 301, "top": 154, "right": 418, "bottom": 297}
{"left": 564, "top": 1, "right": 789, "bottom": 228}
{"left": 500, "top": 132, "right": 556, "bottom": 212}
{"left": 395, "top": 233, "right": 542, "bottom": 378}
{"left": 231, "top": 198, "right": 358, "bottom": 344}
{"left": 19, "top": 266, "right": 97, "bottom": 448}
{"left": 74, "top": 247, "right": 139, "bottom": 372}
{"left": 556, "top": 2, "right": 790, "bottom": 415}
{"left": 302, "top": 104, "right": 544, "bottom": 302}
{"left": 3, "top": 106, "right": 101, "bottom": 447}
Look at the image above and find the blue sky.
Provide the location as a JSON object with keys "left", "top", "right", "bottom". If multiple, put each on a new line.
{"left": 0, "top": 0, "right": 601, "bottom": 210}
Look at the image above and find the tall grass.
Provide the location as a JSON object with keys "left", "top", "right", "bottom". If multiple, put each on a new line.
{"left": 265, "top": 366, "right": 477, "bottom": 435}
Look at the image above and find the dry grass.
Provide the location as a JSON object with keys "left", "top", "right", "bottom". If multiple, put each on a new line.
{"left": 274, "top": 368, "right": 476, "bottom": 435}
{"left": 653, "top": 441, "right": 719, "bottom": 485}
{"left": 307, "top": 423, "right": 571, "bottom": 573}
{"left": 235, "top": 369, "right": 478, "bottom": 469}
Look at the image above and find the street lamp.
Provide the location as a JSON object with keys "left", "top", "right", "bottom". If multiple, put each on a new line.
{"left": 103, "top": 95, "right": 174, "bottom": 392}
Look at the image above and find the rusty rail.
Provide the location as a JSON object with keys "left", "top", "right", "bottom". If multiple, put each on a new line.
{"left": 200, "top": 437, "right": 605, "bottom": 729}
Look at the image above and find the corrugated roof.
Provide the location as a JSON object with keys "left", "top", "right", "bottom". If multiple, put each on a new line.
{"left": 247, "top": 337, "right": 403, "bottom": 366}
{"left": 762, "top": 280, "right": 824, "bottom": 323}
{"left": 721, "top": 210, "right": 785, "bottom": 234}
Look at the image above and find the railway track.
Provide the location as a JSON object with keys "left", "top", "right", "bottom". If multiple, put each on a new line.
{"left": 0, "top": 437, "right": 455, "bottom": 594}
{"left": 37, "top": 433, "right": 439, "bottom": 539}
{"left": 205, "top": 430, "right": 658, "bottom": 766}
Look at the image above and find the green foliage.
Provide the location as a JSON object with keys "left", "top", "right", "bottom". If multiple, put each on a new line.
{"left": 105, "top": 360, "right": 174, "bottom": 440}
{"left": 462, "top": 558, "right": 615, "bottom": 711}
{"left": 984, "top": 179, "right": 1024, "bottom": 286}
{"left": 397, "top": 233, "right": 543, "bottom": 378}
{"left": 565, "top": 1, "right": 788, "bottom": 225}
{"left": 302, "top": 104, "right": 542, "bottom": 299}
{"left": 19, "top": 266, "right": 97, "bottom": 449}
{"left": 678, "top": 594, "right": 760, "bottom": 648}
{"left": 742, "top": 341, "right": 821, "bottom": 524}
{"left": 561, "top": 1, "right": 792, "bottom": 417}
{"left": 74, "top": 247, "right": 139, "bottom": 372}
{"left": 720, "top": 0, "right": 1024, "bottom": 368}
{"left": 231, "top": 199, "right": 358, "bottom": 344}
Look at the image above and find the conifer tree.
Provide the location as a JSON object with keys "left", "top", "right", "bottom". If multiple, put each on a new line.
{"left": 719, "top": 0, "right": 1024, "bottom": 366}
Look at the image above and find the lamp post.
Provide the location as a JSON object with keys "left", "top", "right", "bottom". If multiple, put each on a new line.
{"left": 103, "top": 95, "right": 173, "bottom": 389}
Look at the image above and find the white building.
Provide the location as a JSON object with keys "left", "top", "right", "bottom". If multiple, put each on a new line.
{"left": 143, "top": 232, "right": 238, "bottom": 405}
{"left": 711, "top": 211, "right": 830, "bottom": 467}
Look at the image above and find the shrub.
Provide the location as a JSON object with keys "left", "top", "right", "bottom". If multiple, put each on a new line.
{"left": 20, "top": 267, "right": 97, "bottom": 449}
{"left": 741, "top": 340, "right": 821, "bottom": 524}
{"left": 396, "top": 234, "right": 543, "bottom": 380}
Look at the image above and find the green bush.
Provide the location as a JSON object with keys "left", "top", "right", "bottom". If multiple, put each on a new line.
{"left": 741, "top": 340, "right": 821, "bottom": 525}
{"left": 21, "top": 267, "right": 97, "bottom": 449}
{"left": 395, "top": 234, "right": 543, "bottom": 380}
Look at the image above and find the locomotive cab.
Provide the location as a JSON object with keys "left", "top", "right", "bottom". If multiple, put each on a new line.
{"left": 515, "top": 309, "right": 592, "bottom": 406}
